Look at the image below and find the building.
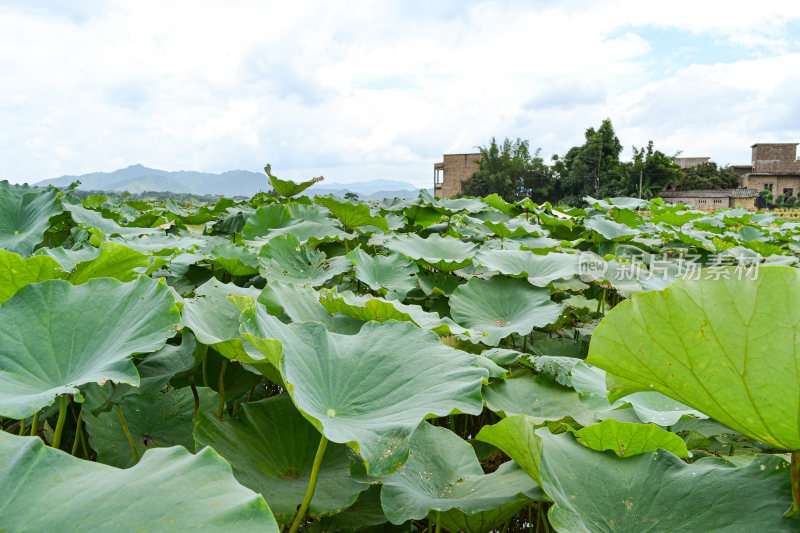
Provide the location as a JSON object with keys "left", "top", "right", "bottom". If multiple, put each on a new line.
{"left": 433, "top": 153, "right": 481, "bottom": 198}
{"left": 674, "top": 157, "right": 710, "bottom": 169}
{"left": 740, "top": 143, "right": 800, "bottom": 197}
{"left": 659, "top": 188, "right": 758, "bottom": 209}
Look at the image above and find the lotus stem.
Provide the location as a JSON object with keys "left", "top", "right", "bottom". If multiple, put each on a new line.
{"left": 789, "top": 451, "right": 800, "bottom": 518}
{"left": 51, "top": 395, "right": 68, "bottom": 449}
{"left": 288, "top": 434, "right": 328, "bottom": 533}
{"left": 29, "top": 411, "right": 39, "bottom": 437}
{"left": 189, "top": 376, "right": 200, "bottom": 418}
{"left": 71, "top": 405, "right": 84, "bottom": 456}
{"left": 18, "top": 418, "right": 26, "bottom": 436}
{"left": 116, "top": 403, "right": 139, "bottom": 463}
{"left": 435, "top": 511, "right": 441, "bottom": 533}
{"left": 217, "top": 358, "right": 227, "bottom": 419}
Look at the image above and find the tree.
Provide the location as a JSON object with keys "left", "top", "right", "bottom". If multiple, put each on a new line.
{"left": 626, "top": 141, "right": 683, "bottom": 199}
{"left": 461, "top": 137, "right": 555, "bottom": 202}
{"left": 551, "top": 118, "right": 624, "bottom": 204}
{"left": 343, "top": 192, "right": 359, "bottom": 201}
{"left": 675, "top": 162, "right": 739, "bottom": 191}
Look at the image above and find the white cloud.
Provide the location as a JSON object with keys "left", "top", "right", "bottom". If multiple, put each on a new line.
{"left": 0, "top": 0, "right": 798, "bottom": 188}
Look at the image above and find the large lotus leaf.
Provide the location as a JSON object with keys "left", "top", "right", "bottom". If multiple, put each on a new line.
{"left": 483, "top": 218, "right": 544, "bottom": 239}
{"left": 181, "top": 279, "right": 272, "bottom": 364}
{"left": 266, "top": 165, "right": 323, "bottom": 197}
{"left": 385, "top": 234, "right": 477, "bottom": 272}
{"left": 83, "top": 384, "right": 217, "bottom": 468}
{"left": 69, "top": 241, "right": 150, "bottom": 284}
{"left": 194, "top": 394, "right": 367, "bottom": 524}
{"left": 257, "top": 282, "right": 362, "bottom": 334}
{"left": 346, "top": 247, "right": 419, "bottom": 300}
{"left": 0, "top": 277, "right": 180, "bottom": 419}
{"left": 536, "top": 429, "right": 796, "bottom": 533}
{"left": 64, "top": 196, "right": 160, "bottom": 237}
{"left": 0, "top": 249, "right": 63, "bottom": 304}
{"left": 313, "top": 485, "right": 393, "bottom": 532}
{"left": 33, "top": 246, "right": 100, "bottom": 271}
{"left": 449, "top": 277, "right": 562, "bottom": 346}
{"left": 586, "top": 266, "right": 800, "bottom": 450}
{"left": 110, "top": 234, "right": 209, "bottom": 254}
{"left": 102, "top": 333, "right": 198, "bottom": 407}
{"left": 275, "top": 320, "right": 488, "bottom": 476}
{"left": 574, "top": 419, "right": 688, "bottom": 458}
{"left": 0, "top": 181, "right": 63, "bottom": 256}
{"left": 416, "top": 269, "right": 465, "bottom": 296}
{"left": 0, "top": 432, "right": 279, "bottom": 532}
{"left": 570, "top": 362, "right": 705, "bottom": 425}
{"left": 243, "top": 203, "right": 347, "bottom": 245}
{"left": 315, "top": 196, "right": 390, "bottom": 232}
{"left": 475, "top": 250, "right": 579, "bottom": 286}
{"left": 380, "top": 423, "right": 541, "bottom": 524}
{"left": 584, "top": 216, "right": 639, "bottom": 241}
{"left": 483, "top": 372, "right": 597, "bottom": 426}
{"left": 319, "top": 290, "right": 466, "bottom": 336}
{"left": 209, "top": 243, "right": 260, "bottom": 276}
{"left": 475, "top": 415, "right": 543, "bottom": 483}
{"left": 258, "top": 233, "right": 351, "bottom": 286}
{"left": 438, "top": 497, "right": 535, "bottom": 533}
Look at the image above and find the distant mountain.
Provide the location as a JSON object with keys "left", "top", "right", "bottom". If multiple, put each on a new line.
{"left": 33, "top": 165, "right": 423, "bottom": 199}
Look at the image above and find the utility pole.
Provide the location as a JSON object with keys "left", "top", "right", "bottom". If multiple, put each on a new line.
{"left": 638, "top": 169, "right": 643, "bottom": 199}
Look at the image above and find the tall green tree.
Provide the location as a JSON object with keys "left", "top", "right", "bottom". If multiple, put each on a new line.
{"left": 552, "top": 118, "right": 624, "bottom": 204}
{"left": 461, "top": 138, "right": 555, "bottom": 202}
{"left": 675, "top": 162, "right": 739, "bottom": 191}
{"left": 626, "top": 141, "right": 683, "bottom": 198}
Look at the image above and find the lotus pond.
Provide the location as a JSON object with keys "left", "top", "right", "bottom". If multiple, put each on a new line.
{"left": 2, "top": 173, "right": 800, "bottom": 532}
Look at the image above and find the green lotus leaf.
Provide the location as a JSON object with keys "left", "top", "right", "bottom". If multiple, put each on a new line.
{"left": 585, "top": 196, "right": 648, "bottom": 211}
{"left": 258, "top": 234, "right": 351, "bottom": 286}
{"left": 210, "top": 243, "right": 260, "bottom": 276}
{"left": 586, "top": 266, "right": 800, "bottom": 450}
{"left": 315, "top": 196, "right": 390, "bottom": 232}
{"left": 83, "top": 384, "right": 217, "bottom": 468}
{"left": 536, "top": 429, "right": 796, "bottom": 533}
{"left": 437, "top": 497, "right": 535, "bottom": 533}
{"left": 33, "top": 246, "right": 100, "bottom": 271}
{"left": 313, "top": 485, "right": 393, "bottom": 532}
{"left": 101, "top": 333, "right": 198, "bottom": 407}
{"left": 475, "top": 415, "right": 543, "bottom": 484}
{"left": 346, "top": 247, "right": 419, "bottom": 300}
{"left": 278, "top": 320, "right": 488, "bottom": 476}
{"left": 181, "top": 279, "right": 271, "bottom": 365}
{"left": 574, "top": 419, "right": 688, "bottom": 458}
{"left": 0, "top": 249, "right": 63, "bottom": 304}
{"left": 416, "top": 270, "right": 464, "bottom": 296}
{"left": 0, "top": 432, "right": 279, "bottom": 532}
{"left": 69, "top": 242, "right": 150, "bottom": 284}
{"left": 449, "top": 277, "right": 562, "bottom": 346}
{"left": 0, "top": 181, "right": 63, "bottom": 256}
{"left": 380, "top": 423, "right": 541, "bottom": 524}
{"left": 319, "top": 290, "right": 466, "bottom": 336}
{"left": 257, "top": 282, "right": 362, "bottom": 334}
{"left": 64, "top": 196, "right": 161, "bottom": 237}
{"left": 584, "top": 216, "right": 639, "bottom": 241}
{"left": 483, "top": 372, "right": 597, "bottom": 426}
{"left": 385, "top": 234, "right": 477, "bottom": 272}
{"left": 110, "top": 233, "right": 209, "bottom": 254}
{"left": 265, "top": 164, "right": 323, "bottom": 197}
{"left": 570, "top": 362, "right": 705, "bottom": 425}
{"left": 243, "top": 203, "right": 349, "bottom": 245}
{"left": 483, "top": 218, "right": 544, "bottom": 239}
{"left": 475, "top": 250, "right": 579, "bottom": 286}
{"left": 0, "top": 277, "right": 180, "bottom": 419}
{"left": 194, "top": 394, "right": 367, "bottom": 524}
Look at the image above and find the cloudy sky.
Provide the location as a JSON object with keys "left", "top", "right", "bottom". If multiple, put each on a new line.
{"left": 2, "top": 1, "right": 799, "bottom": 187}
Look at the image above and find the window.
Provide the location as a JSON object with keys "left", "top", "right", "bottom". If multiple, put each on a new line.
{"left": 764, "top": 183, "right": 773, "bottom": 191}
{"left": 783, "top": 188, "right": 794, "bottom": 197}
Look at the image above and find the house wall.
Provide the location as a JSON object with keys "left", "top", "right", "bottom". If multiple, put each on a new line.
{"left": 674, "top": 157, "right": 710, "bottom": 169}
{"left": 436, "top": 153, "right": 481, "bottom": 198}
{"left": 746, "top": 175, "right": 800, "bottom": 196}
{"left": 752, "top": 144, "right": 800, "bottom": 173}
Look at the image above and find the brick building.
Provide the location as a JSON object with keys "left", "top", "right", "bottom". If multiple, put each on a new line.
{"left": 433, "top": 153, "right": 481, "bottom": 198}
{"left": 740, "top": 143, "right": 800, "bottom": 197}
